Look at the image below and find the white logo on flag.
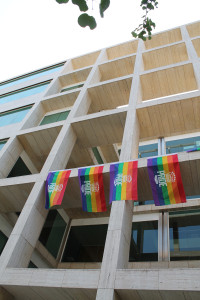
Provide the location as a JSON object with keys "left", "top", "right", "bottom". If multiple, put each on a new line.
{"left": 114, "top": 174, "right": 132, "bottom": 186}
{"left": 154, "top": 171, "right": 176, "bottom": 187}
{"left": 81, "top": 181, "right": 99, "bottom": 196}
{"left": 48, "top": 183, "right": 63, "bottom": 193}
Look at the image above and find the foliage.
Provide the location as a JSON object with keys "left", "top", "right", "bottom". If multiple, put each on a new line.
{"left": 131, "top": 0, "right": 158, "bottom": 40}
{"left": 55, "top": 0, "right": 158, "bottom": 40}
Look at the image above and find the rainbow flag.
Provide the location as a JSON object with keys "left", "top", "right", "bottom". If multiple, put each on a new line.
{"left": 78, "top": 166, "right": 106, "bottom": 212}
{"left": 147, "top": 154, "right": 186, "bottom": 206}
{"left": 109, "top": 161, "right": 138, "bottom": 203}
{"left": 45, "top": 170, "right": 71, "bottom": 209}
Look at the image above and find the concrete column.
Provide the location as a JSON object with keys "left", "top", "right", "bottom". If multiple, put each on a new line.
{"left": 96, "top": 40, "right": 143, "bottom": 299}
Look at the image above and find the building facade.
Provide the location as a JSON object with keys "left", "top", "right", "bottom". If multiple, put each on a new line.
{"left": 0, "top": 20, "right": 200, "bottom": 300}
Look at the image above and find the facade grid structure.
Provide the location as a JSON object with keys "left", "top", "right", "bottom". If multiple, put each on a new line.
{"left": 0, "top": 21, "right": 200, "bottom": 299}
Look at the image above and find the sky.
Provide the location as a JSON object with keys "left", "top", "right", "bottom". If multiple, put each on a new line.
{"left": 0, "top": 0, "right": 200, "bottom": 82}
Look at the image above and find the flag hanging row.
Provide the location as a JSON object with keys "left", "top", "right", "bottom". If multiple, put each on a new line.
{"left": 45, "top": 154, "right": 186, "bottom": 211}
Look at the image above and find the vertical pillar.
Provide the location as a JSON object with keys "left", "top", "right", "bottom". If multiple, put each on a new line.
{"left": 96, "top": 40, "right": 144, "bottom": 300}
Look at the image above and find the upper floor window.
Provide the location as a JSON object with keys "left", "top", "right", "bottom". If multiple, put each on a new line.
{"left": 39, "top": 210, "right": 67, "bottom": 258}
{"left": 0, "top": 64, "right": 64, "bottom": 91}
{"left": 60, "top": 83, "right": 84, "bottom": 93}
{"left": 0, "top": 231, "right": 8, "bottom": 255}
{"left": 40, "top": 110, "right": 70, "bottom": 126}
{"left": 0, "top": 106, "right": 32, "bottom": 127}
{"left": 61, "top": 224, "right": 108, "bottom": 263}
{"left": 0, "top": 82, "right": 50, "bottom": 105}
{"left": 138, "top": 143, "right": 158, "bottom": 158}
{"left": 0, "top": 139, "right": 7, "bottom": 151}
{"left": 166, "top": 136, "right": 200, "bottom": 154}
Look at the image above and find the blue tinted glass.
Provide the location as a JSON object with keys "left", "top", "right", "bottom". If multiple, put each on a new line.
{"left": 170, "top": 212, "right": 200, "bottom": 260}
{"left": 129, "top": 221, "right": 158, "bottom": 262}
{"left": 0, "top": 65, "right": 63, "bottom": 90}
{"left": 0, "top": 107, "right": 31, "bottom": 127}
{"left": 166, "top": 136, "right": 200, "bottom": 154}
{"left": 0, "top": 83, "right": 49, "bottom": 105}
{"left": 138, "top": 143, "right": 158, "bottom": 158}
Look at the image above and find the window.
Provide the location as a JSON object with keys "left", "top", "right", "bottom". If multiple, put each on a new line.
{"left": 138, "top": 143, "right": 158, "bottom": 158}
{"left": 60, "top": 83, "right": 84, "bottom": 93}
{"left": 40, "top": 110, "right": 70, "bottom": 126}
{"left": 7, "top": 157, "right": 31, "bottom": 178}
{"left": 28, "top": 261, "right": 37, "bottom": 268}
{"left": 166, "top": 136, "right": 200, "bottom": 154}
{"left": 0, "top": 106, "right": 31, "bottom": 127}
{"left": 0, "top": 231, "right": 8, "bottom": 255}
{"left": 0, "top": 82, "right": 50, "bottom": 105}
{"left": 129, "top": 221, "right": 158, "bottom": 262}
{"left": 0, "top": 140, "right": 7, "bottom": 151}
{"left": 62, "top": 224, "right": 108, "bottom": 263}
{"left": 169, "top": 210, "right": 200, "bottom": 261}
{"left": 0, "top": 64, "right": 64, "bottom": 90}
{"left": 39, "top": 210, "right": 67, "bottom": 258}
{"left": 92, "top": 147, "right": 103, "bottom": 164}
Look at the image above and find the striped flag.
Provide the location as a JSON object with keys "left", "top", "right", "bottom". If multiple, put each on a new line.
{"left": 109, "top": 161, "right": 138, "bottom": 203}
{"left": 78, "top": 166, "right": 106, "bottom": 212}
{"left": 147, "top": 154, "right": 186, "bottom": 206}
{"left": 45, "top": 170, "right": 71, "bottom": 209}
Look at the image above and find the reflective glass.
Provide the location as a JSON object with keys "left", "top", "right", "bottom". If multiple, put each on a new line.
{"left": 0, "top": 65, "right": 63, "bottom": 90}
{"left": 138, "top": 143, "right": 158, "bottom": 158}
{"left": 92, "top": 147, "right": 103, "bottom": 164}
{"left": 169, "top": 210, "right": 200, "bottom": 260}
{"left": 62, "top": 224, "right": 108, "bottom": 262}
{"left": 129, "top": 221, "right": 158, "bottom": 261}
{"left": 39, "top": 210, "right": 67, "bottom": 258}
{"left": 61, "top": 83, "right": 84, "bottom": 93}
{"left": 0, "top": 231, "right": 8, "bottom": 255}
{"left": 40, "top": 110, "right": 70, "bottom": 125}
{"left": 166, "top": 136, "right": 200, "bottom": 154}
{"left": 0, "top": 83, "right": 49, "bottom": 105}
{"left": 0, "top": 106, "right": 31, "bottom": 127}
{"left": 0, "top": 140, "right": 7, "bottom": 151}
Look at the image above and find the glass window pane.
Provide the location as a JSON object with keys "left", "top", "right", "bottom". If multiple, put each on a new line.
{"left": 129, "top": 221, "right": 158, "bottom": 262}
{"left": 138, "top": 143, "right": 158, "bottom": 158}
{"left": 39, "top": 210, "right": 67, "bottom": 258}
{"left": 92, "top": 147, "right": 103, "bottom": 164}
{"left": 166, "top": 136, "right": 200, "bottom": 154}
{"left": 0, "top": 83, "right": 49, "bottom": 105}
{"left": 0, "top": 231, "right": 8, "bottom": 255}
{"left": 0, "top": 106, "right": 31, "bottom": 127}
{"left": 57, "top": 110, "right": 70, "bottom": 121}
{"left": 0, "top": 65, "right": 63, "bottom": 90}
{"left": 40, "top": 110, "right": 69, "bottom": 125}
{"left": 169, "top": 210, "right": 200, "bottom": 260}
{"left": 60, "top": 83, "right": 84, "bottom": 93}
{"left": 28, "top": 261, "right": 37, "bottom": 268}
{"left": 62, "top": 224, "right": 108, "bottom": 263}
{"left": 7, "top": 157, "right": 31, "bottom": 178}
{"left": 0, "top": 140, "right": 7, "bottom": 151}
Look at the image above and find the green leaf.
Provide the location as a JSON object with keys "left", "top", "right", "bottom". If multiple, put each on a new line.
{"left": 131, "top": 31, "right": 138, "bottom": 38}
{"left": 56, "top": 0, "right": 69, "bottom": 3}
{"left": 72, "top": 0, "right": 88, "bottom": 12}
{"left": 78, "top": 13, "right": 97, "bottom": 29}
{"left": 99, "top": 0, "right": 110, "bottom": 18}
